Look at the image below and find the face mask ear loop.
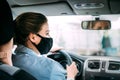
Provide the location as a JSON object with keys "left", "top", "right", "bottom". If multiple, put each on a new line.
{"left": 36, "top": 34, "right": 52, "bottom": 39}
{"left": 36, "top": 34, "right": 44, "bottom": 39}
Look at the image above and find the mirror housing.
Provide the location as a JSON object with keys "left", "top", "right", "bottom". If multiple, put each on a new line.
{"left": 81, "top": 20, "right": 111, "bottom": 30}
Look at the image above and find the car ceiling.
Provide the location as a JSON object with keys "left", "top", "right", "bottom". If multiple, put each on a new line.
{"left": 7, "top": 0, "right": 120, "bottom": 16}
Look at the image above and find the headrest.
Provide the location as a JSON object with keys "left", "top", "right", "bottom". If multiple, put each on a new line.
{"left": 0, "top": 0, "right": 14, "bottom": 45}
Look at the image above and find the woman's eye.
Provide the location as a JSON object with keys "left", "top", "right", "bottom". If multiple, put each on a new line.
{"left": 46, "top": 33, "right": 50, "bottom": 36}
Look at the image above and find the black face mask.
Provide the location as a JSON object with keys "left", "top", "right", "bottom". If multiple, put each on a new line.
{"left": 35, "top": 34, "right": 53, "bottom": 54}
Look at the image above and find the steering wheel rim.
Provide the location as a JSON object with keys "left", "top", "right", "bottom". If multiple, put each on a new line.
{"left": 47, "top": 50, "right": 73, "bottom": 68}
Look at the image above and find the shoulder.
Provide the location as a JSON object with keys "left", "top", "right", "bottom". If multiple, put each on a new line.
{"left": 12, "top": 51, "right": 38, "bottom": 69}
{"left": 13, "top": 45, "right": 38, "bottom": 62}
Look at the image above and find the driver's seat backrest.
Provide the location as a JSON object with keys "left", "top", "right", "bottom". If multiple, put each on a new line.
{"left": 0, "top": 63, "right": 37, "bottom": 80}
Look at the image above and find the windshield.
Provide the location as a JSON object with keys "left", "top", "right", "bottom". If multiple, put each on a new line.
{"left": 48, "top": 15, "right": 120, "bottom": 57}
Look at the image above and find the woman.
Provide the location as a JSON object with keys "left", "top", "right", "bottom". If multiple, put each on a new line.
{"left": 13, "top": 12, "right": 78, "bottom": 80}
{"left": 92, "top": 21, "right": 110, "bottom": 30}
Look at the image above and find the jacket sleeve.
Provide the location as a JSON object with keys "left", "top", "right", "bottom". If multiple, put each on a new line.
{"left": 50, "top": 60, "right": 67, "bottom": 80}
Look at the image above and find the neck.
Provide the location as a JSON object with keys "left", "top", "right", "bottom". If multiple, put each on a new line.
{"left": 0, "top": 38, "right": 13, "bottom": 66}
{"left": 1, "top": 52, "right": 13, "bottom": 66}
{"left": 26, "top": 40, "right": 41, "bottom": 55}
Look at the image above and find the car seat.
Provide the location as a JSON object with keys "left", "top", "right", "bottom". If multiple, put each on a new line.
{"left": 0, "top": 62, "right": 37, "bottom": 80}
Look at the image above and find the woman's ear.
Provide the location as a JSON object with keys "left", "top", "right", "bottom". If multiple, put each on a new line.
{"left": 28, "top": 33, "right": 37, "bottom": 43}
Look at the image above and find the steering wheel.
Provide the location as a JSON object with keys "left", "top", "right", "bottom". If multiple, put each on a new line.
{"left": 47, "top": 50, "right": 82, "bottom": 79}
{"left": 47, "top": 50, "right": 73, "bottom": 69}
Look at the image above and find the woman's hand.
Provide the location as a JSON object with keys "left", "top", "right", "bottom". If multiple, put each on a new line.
{"left": 67, "top": 62, "right": 78, "bottom": 79}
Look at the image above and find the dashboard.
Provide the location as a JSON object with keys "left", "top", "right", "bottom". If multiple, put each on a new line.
{"left": 69, "top": 53, "right": 120, "bottom": 80}
{"left": 83, "top": 57, "right": 120, "bottom": 80}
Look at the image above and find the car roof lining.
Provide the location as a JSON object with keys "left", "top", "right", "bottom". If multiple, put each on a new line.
{"left": 8, "top": 0, "right": 120, "bottom": 16}
{"left": 7, "top": 0, "right": 65, "bottom": 6}
{"left": 11, "top": 2, "right": 75, "bottom": 18}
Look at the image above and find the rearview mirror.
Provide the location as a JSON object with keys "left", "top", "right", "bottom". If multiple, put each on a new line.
{"left": 81, "top": 20, "right": 111, "bottom": 30}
